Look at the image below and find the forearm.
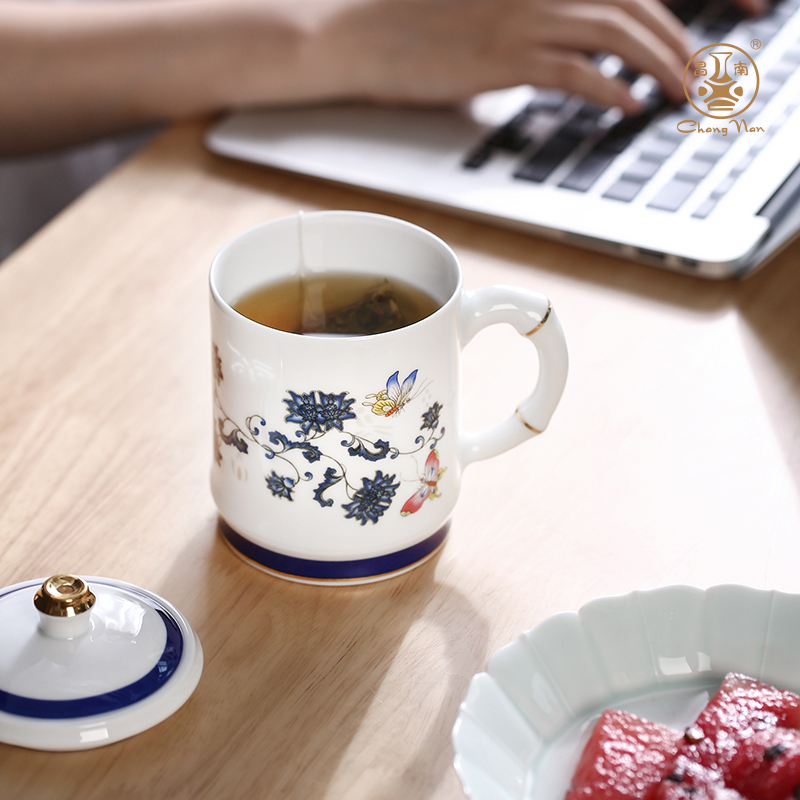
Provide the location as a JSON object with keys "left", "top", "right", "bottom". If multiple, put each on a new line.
{"left": 0, "top": 0, "right": 324, "bottom": 155}
{"left": 1, "top": 0, "right": 745, "bottom": 158}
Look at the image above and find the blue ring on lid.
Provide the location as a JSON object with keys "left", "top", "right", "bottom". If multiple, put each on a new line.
{"left": 0, "top": 585, "right": 184, "bottom": 720}
{"left": 221, "top": 520, "right": 449, "bottom": 581}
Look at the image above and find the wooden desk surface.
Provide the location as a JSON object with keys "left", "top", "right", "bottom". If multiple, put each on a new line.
{"left": 1, "top": 121, "right": 799, "bottom": 799}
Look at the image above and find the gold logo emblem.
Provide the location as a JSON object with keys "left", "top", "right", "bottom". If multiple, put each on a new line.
{"left": 683, "top": 43, "right": 759, "bottom": 119}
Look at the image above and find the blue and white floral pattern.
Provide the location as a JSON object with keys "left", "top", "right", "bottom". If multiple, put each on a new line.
{"left": 213, "top": 344, "right": 446, "bottom": 526}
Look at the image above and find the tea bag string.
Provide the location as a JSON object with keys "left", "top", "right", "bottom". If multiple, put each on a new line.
{"left": 297, "top": 210, "right": 325, "bottom": 334}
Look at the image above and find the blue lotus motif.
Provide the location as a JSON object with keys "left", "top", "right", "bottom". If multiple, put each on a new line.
{"left": 317, "top": 391, "right": 357, "bottom": 431}
{"left": 266, "top": 471, "right": 295, "bottom": 501}
{"left": 420, "top": 402, "right": 442, "bottom": 431}
{"left": 342, "top": 471, "right": 400, "bottom": 525}
{"left": 283, "top": 391, "right": 324, "bottom": 436}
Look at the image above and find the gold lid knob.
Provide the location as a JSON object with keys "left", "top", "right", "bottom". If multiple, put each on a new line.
{"left": 34, "top": 575, "right": 96, "bottom": 617}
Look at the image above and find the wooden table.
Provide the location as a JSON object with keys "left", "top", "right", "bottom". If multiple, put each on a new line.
{"left": 1, "top": 120, "right": 799, "bottom": 799}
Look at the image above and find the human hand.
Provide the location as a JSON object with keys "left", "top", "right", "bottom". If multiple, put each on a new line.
{"left": 308, "top": 0, "right": 693, "bottom": 113}
{"left": 307, "top": 0, "right": 766, "bottom": 114}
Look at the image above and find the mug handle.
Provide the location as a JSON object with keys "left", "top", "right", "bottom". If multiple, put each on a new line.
{"left": 457, "top": 285, "right": 568, "bottom": 467}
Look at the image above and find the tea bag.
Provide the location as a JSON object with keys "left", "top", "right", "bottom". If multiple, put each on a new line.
{"left": 311, "top": 279, "right": 406, "bottom": 335}
{"left": 295, "top": 213, "right": 406, "bottom": 335}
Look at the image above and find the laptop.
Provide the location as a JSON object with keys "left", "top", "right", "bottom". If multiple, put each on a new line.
{"left": 206, "top": 0, "right": 800, "bottom": 279}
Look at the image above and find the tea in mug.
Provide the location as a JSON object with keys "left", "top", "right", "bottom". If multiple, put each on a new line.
{"left": 233, "top": 272, "right": 439, "bottom": 335}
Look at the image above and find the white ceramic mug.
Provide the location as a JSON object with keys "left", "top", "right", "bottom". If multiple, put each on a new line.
{"left": 209, "top": 211, "right": 568, "bottom": 585}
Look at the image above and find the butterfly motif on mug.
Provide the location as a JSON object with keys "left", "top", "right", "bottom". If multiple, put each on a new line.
{"left": 364, "top": 370, "right": 421, "bottom": 417}
{"left": 401, "top": 449, "right": 445, "bottom": 516}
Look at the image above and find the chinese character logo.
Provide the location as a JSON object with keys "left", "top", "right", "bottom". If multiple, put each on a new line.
{"left": 683, "top": 43, "right": 759, "bottom": 119}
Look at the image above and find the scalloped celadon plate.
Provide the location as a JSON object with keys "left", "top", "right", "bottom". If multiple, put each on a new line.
{"left": 452, "top": 584, "right": 800, "bottom": 800}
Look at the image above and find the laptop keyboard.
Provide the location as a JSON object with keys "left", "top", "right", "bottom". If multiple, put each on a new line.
{"left": 462, "top": 0, "right": 800, "bottom": 217}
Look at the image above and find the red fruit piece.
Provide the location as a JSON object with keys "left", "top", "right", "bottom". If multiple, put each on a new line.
{"left": 726, "top": 728, "right": 800, "bottom": 800}
{"left": 650, "top": 756, "right": 745, "bottom": 800}
{"left": 670, "top": 674, "right": 800, "bottom": 773}
{"left": 565, "top": 709, "right": 682, "bottom": 799}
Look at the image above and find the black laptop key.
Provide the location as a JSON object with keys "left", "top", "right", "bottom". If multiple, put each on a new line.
{"left": 562, "top": 105, "right": 605, "bottom": 138}
{"left": 595, "top": 106, "right": 663, "bottom": 155}
{"left": 556, "top": 100, "right": 672, "bottom": 191}
{"left": 462, "top": 145, "right": 493, "bottom": 169}
{"left": 492, "top": 102, "right": 541, "bottom": 150}
{"left": 555, "top": 103, "right": 663, "bottom": 191}
{"left": 514, "top": 131, "right": 583, "bottom": 182}
{"left": 647, "top": 179, "right": 697, "bottom": 211}
{"left": 559, "top": 150, "right": 618, "bottom": 191}
{"left": 593, "top": 125, "right": 638, "bottom": 155}
{"left": 462, "top": 102, "right": 538, "bottom": 167}
{"left": 487, "top": 126, "right": 531, "bottom": 153}
{"left": 461, "top": 88, "right": 580, "bottom": 169}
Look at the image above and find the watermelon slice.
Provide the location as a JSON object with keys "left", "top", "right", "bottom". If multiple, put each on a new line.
{"left": 567, "top": 674, "right": 800, "bottom": 800}
{"left": 565, "top": 709, "right": 682, "bottom": 799}
{"left": 671, "top": 673, "right": 800, "bottom": 774}
{"left": 726, "top": 728, "right": 800, "bottom": 800}
{"left": 649, "top": 756, "right": 744, "bottom": 799}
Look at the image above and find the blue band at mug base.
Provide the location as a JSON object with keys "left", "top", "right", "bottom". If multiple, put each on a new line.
{"left": 219, "top": 520, "right": 449, "bottom": 583}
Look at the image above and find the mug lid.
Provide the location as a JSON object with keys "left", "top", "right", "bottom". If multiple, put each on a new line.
{"left": 0, "top": 575, "right": 203, "bottom": 751}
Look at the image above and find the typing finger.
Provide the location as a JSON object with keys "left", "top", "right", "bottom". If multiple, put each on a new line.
{"left": 524, "top": 48, "right": 644, "bottom": 112}
{"left": 539, "top": 3, "right": 687, "bottom": 102}
{"left": 601, "top": 0, "right": 693, "bottom": 61}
